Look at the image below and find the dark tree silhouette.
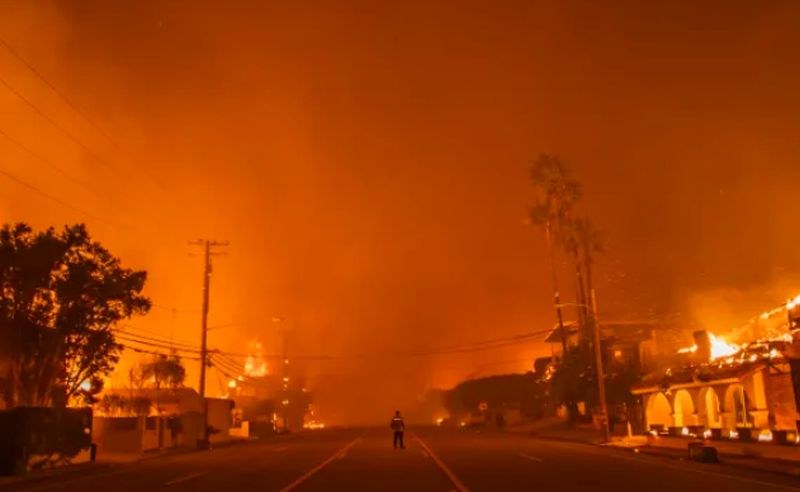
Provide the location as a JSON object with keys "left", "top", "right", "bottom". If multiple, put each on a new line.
{"left": 0, "top": 223, "right": 150, "bottom": 407}
{"left": 140, "top": 354, "right": 186, "bottom": 391}
{"left": 139, "top": 354, "right": 186, "bottom": 413}
{"left": 529, "top": 154, "right": 582, "bottom": 353}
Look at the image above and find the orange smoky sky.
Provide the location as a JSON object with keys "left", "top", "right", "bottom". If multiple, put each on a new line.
{"left": 1, "top": 1, "right": 800, "bottom": 424}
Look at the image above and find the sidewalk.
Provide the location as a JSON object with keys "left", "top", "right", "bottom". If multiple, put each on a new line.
{"left": 507, "top": 419, "right": 800, "bottom": 479}
{"left": 0, "top": 438, "right": 252, "bottom": 488}
{"left": 97, "top": 436, "right": 253, "bottom": 464}
{"left": 0, "top": 462, "right": 110, "bottom": 489}
{"left": 506, "top": 418, "right": 623, "bottom": 445}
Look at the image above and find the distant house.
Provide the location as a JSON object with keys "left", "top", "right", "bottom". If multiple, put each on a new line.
{"left": 544, "top": 320, "right": 658, "bottom": 373}
{"left": 93, "top": 388, "right": 235, "bottom": 454}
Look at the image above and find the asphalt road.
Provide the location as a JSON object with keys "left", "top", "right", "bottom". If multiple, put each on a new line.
{"left": 5, "top": 427, "right": 800, "bottom": 492}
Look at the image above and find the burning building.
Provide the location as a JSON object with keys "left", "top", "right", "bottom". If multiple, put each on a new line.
{"left": 633, "top": 297, "right": 800, "bottom": 441}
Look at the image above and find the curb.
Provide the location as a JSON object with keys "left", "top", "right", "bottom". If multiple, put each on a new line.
{"left": 524, "top": 432, "right": 800, "bottom": 481}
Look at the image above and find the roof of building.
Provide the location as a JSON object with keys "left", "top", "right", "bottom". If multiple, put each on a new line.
{"left": 544, "top": 320, "right": 656, "bottom": 344}
{"left": 631, "top": 341, "right": 790, "bottom": 394}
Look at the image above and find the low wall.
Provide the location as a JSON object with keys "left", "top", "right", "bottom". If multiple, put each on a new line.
{"left": 93, "top": 417, "right": 142, "bottom": 454}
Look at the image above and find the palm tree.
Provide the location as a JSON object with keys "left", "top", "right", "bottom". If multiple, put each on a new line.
{"left": 562, "top": 220, "right": 590, "bottom": 336}
{"left": 529, "top": 154, "right": 582, "bottom": 354}
{"left": 571, "top": 217, "right": 603, "bottom": 319}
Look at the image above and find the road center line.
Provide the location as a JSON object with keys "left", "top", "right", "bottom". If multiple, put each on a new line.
{"left": 413, "top": 435, "right": 471, "bottom": 492}
{"left": 279, "top": 433, "right": 365, "bottom": 492}
{"left": 164, "top": 471, "right": 208, "bottom": 486}
{"left": 518, "top": 453, "right": 543, "bottom": 462}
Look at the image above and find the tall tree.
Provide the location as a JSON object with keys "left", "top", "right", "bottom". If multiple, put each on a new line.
{"left": 0, "top": 223, "right": 150, "bottom": 407}
{"left": 571, "top": 217, "right": 603, "bottom": 309}
{"left": 529, "top": 154, "right": 582, "bottom": 353}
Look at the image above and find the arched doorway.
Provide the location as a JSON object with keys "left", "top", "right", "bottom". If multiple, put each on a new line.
{"left": 646, "top": 392, "right": 672, "bottom": 429}
{"left": 698, "top": 388, "right": 721, "bottom": 428}
{"left": 725, "top": 384, "right": 753, "bottom": 427}
{"left": 673, "top": 389, "right": 695, "bottom": 427}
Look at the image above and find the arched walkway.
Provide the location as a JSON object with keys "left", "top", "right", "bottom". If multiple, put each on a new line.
{"left": 698, "top": 388, "right": 722, "bottom": 428}
{"left": 646, "top": 392, "right": 672, "bottom": 429}
{"left": 672, "top": 389, "right": 695, "bottom": 427}
{"left": 724, "top": 384, "right": 753, "bottom": 427}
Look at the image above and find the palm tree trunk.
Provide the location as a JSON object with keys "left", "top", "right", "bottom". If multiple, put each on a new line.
{"left": 545, "top": 222, "right": 568, "bottom": 356}
{"left": 572, "top": 249, "right": 590, "bottom": 339}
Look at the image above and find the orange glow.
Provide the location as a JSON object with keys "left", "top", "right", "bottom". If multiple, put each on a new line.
{"left": 708, "top": 334, "right": 740, "bottom": 359}
{"left": 244, "top": 341, "right": 268, "bottom": 377}
{"left": 677, "top": 332, "right": 740, "bottom": 360}
{"left": 6, "top": 3, "right": 800, "bottom": 428}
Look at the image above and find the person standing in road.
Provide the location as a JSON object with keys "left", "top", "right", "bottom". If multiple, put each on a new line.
{"left": 391, "top": 410, "right": 405, "bottom": 449}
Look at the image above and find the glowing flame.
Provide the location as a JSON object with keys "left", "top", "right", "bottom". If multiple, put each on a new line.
{"left": 787, "top": 295, "right": 800, "bottom": 311}
{"left": 709, "top": 333, "right": 740, "bottom": 359}
{"left": 244, "top": 340, "right": 268, "bottom": 377}
{"left": 758, "top": 430, "right": 773, "bottom": 443}
{"left": 677, "top": 332, "right": 740, "bottom": 361}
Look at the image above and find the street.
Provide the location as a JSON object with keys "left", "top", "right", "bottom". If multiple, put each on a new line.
{"left": 4, "top": 428, "right": 800, "bottom": 492}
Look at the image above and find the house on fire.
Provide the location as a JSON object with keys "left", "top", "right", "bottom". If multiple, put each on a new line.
{"left": 632, "top": 329, "right": 800, "bottom": 437}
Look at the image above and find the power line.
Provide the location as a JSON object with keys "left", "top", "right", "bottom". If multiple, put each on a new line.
{"left": 403, "top": 329, "right": 553, "bottom": 356}
{"left": 120, "top": 323, "right": 198, "bottom": 346}
{"left": 119, "top": 343, "right": 201, "bottom": 361}
{"left": 210, "top": 351, "right": 245, "bottom": 370}
{"left": 210, "top": 353, "right": 250, "bottom": 377}
{"left": 116, "top": 329, "right": 201, "bottom": 352}
{"left": 0, "top": 166, "right": 123, "bottom": 229}
{"left": 0, "top": 127, "right": 99, "bottom": 196}
{"left": 0, "top": 38, "right": 178, "bottom": 204}
{"left": 0, "top": 36, "right": 121, "bottom": 151}
{"left": 0, "top": 74, "right": 117, "bottom": 174}
{"left": 115, "top": 334, "right": 202, "bottom": 355}
{"left": 208, "top": 328, "right": 553, "bottom": 362}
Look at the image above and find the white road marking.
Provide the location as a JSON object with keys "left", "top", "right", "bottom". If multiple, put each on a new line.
{"left": 279, "top": 433, "right": 365, "bottom": 492}
{"left": 518, "top": 453, "right": 543, "bottom": 462}
{"left": 413, "top": 435, "right": 471, "bottom": 492}
{"left": 164, "top": 471, "right": 208, "bottom": 486}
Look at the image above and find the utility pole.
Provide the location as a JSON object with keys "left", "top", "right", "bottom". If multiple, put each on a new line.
{"left": 590, "top": 288, "right": 610, "bottom": 442}
{"left": 189, "top": 239, "right": 228, "bottom": 447}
